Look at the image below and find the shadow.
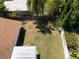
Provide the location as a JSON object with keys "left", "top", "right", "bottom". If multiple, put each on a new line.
{"left": 2, "top": 11, "right": 56, "bottom": 34}
{"left": 0, "top": 11, "right": 9, "bottom": 18}
{"left": 73, "top": 22, "right": 79, "bottom": 34}
{"left": 63, "top": 18, "right": 79, "bottom": 34}
{"left": 16, "top": 27, "right": 26, "bottom": 46}
{"left": 3, "top": 11, "right": 32, "bottom": 21}
{"left": 37, "top": 54, "right": 40, "bottom": 59}
{"left": 34, "top": 15, "right": 55, "bottom": 34}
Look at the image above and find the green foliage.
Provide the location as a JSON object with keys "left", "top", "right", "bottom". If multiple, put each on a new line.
{"left": 27, "top": 0, "right": 45, "bottom": 16}
{"left": 57, "top": 0, "right": 72, "bottom": 27}
{"left": 0, "top": 0, "right": 5, "bottom": 10}
{"left": 70, "top": 51, "right": 79, "bottom": 59}
{"left": 65, "top": 32, "right": 79, "bottom": 59}
{"left": 60, "top": 0, "right": 66, "bottom": 6}
{"left": 27, "top": 0, "right": 79, "bottom": 31}
{"left": 65, "top": 32, "right": 77, "bottom": 51}
{"left": 44, "top": 0, "right": 60, "bottom": 15}
{"left": 27, "top": 0, "right": 31, "bottom": 11}
{"left": 69, "top": 0, "right": 79, "bottom": 30}
{"left": 63, "top": 0, "right": 79, "bottom": 57}
{"left": 0, "top": 0, "right": 6, "bottom": 17}
{"left": 57, "top": 8, "right": 72, "bottom": 27}
{"left": 56, "top": 0, "right": 79, "bottom": 30}
{"left": 27, "top": 0, "right": 60, "bottom": 16}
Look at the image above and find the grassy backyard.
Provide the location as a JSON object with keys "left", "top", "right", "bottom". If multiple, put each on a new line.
{"left": 23, "top": 20, "right": 65, "bottom": 59}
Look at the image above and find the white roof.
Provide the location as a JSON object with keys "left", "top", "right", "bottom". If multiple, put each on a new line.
{"left": 11, "top": 46, "right": 37, "bottom": 59}
{"left": 4, "top": 0, "right": 28, "bottom": 11}
{"left": 14, "top": 0, "right": 26, "bottom": 2}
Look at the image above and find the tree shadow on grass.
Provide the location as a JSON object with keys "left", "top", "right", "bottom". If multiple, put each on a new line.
{"left": 16, "top": 27, "right": 26, "bottom": 46}
{"left": 34, "top": 16, "right": 55, "bottom": 34}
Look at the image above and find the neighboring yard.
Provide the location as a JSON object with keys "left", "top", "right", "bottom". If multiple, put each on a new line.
{"left": 23, "top": 20, "right": 65, "bottom": 59}
{"left": 65, "top": 32, "right": 79, "bottom": 59}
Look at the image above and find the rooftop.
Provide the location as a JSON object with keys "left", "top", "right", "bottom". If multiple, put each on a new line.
{"left": 4, "top": 0, "right": 28, "bottom": 11}
{"left": 11, "top": 46, "right": 37, "bottom": 59}
{"left": 0, "top": 17, "right": 21, "bottom": 59}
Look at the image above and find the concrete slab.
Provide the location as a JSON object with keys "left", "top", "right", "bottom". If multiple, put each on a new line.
{"left": 11, "top": 46, "right": 37, "bottom": 59}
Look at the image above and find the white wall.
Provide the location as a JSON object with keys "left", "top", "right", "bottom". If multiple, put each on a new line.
{"left": 60, "top": 28, "right": 70, "bottom": 59}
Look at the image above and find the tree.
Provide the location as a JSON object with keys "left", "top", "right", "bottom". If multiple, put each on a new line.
{"left": 0, "top": 0, "right": 6, "bottom": 17}
{"left": 27, "top": 0, "right": 61, "bottom": 16}
{"left": 57, "top": 0, "right": 73, "bottom": 27}
{"left": 56, "top": 0, "right": 79, "bottom": 30}
{"left": 27, "top": 0, "right": 32, "bottom": 11}
{"left": 44, "top": 0, "right": 60, "bottom": 15}
{"left": 27, "top": 0, "right": 45, "bottom": 16}
{"left": 70, "top": 0, "right": 79, "bottom": 30}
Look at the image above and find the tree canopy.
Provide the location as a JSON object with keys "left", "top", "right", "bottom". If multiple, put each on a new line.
{"left": 0, "top": 0, "right": 6, "bottom": 17}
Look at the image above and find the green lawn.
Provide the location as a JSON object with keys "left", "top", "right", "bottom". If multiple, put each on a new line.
{"left": 23, "top": 21, "right": 65, "bottom": 59}
{"left": 24, "top": 32, "right": 65, "bottom": 59}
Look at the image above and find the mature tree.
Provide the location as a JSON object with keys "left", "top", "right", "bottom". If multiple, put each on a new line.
{"left": 69, "top": 0, "right": 79, "bottom": 30}
{"left": 27, "top": 0, "right": 32, "bottom": 11}
{"left": 27, "top": 0, "right": 44, "bottom": 16}
{"left": 57, "top": 0, "right": 73, "bottom": 27}
{"left": 57, "top": 0, "right": 79, "bottom": 30}
{"left": 44, "top": 0, "right": 60, "bottom": 15}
